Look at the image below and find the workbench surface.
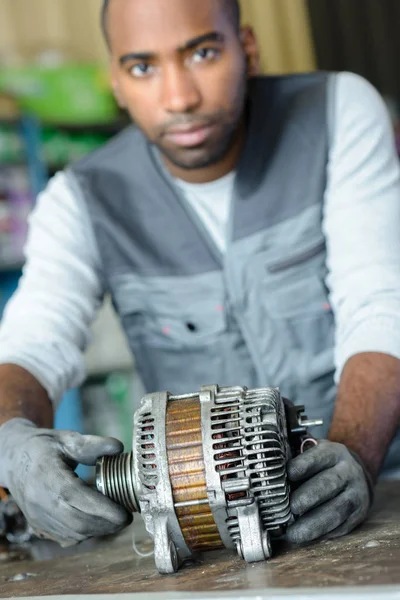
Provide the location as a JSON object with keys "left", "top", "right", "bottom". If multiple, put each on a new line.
{"left": 0, "top": 482, "right": 399, "bottom": 599}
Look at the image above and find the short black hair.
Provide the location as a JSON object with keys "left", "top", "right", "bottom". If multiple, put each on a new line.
{"left": 101, "top": 0, "right": 241, "bottom": 43}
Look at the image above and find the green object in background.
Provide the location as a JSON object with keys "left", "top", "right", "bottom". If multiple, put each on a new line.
{"left": 0, "top": 124, "right": 25, "bottom": 164}
{"left": 0, "top": 64, "right": 118, "bottom": 125}
{"left": 41, "top": 128, "right": 109, "bottom": 167}
{"left": 106, "top": 373, "right": 134, "bottom": 451}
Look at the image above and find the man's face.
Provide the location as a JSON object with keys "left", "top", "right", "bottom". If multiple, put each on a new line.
{"left": 108, "top": 0, "right": 249, "bottom": 172}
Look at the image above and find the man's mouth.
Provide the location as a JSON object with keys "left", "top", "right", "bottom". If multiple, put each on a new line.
{"left": 164, "top": 123, "right": 215, "bottom": 148}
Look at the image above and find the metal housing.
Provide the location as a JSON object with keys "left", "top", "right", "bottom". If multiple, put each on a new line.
{"left": 96, "top": 384, "right": 321, "bottom": 574}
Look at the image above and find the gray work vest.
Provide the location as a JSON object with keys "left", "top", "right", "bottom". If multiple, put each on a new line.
{"left": 69, "top": 74, "right": 340, "bottom": 441}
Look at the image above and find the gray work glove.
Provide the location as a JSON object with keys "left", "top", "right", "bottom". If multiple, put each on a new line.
{"left": 0, "top": 418, "right": 131, "bottom": 546}
{"left": 286, "top": 440, "right": 373, "bottom": 544}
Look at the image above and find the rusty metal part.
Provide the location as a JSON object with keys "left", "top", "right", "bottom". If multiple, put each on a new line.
{"left": 166, "top": 397, "right": 223, "bottom": 552}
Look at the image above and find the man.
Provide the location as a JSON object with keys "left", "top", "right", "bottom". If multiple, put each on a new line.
{"left": 0, "top": 0, "right": 399, "bottom": 549}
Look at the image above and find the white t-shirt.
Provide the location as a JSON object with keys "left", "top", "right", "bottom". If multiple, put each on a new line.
{"left": 1, "top": 72, "right": 400, "bottom": 404}
{"left": 175, "top": 171, "right": 236, "bottom": 253}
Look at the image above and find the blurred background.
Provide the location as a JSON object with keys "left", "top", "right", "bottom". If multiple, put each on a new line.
{"left": 0, "top": 0, "right": 399, "bottom": 467}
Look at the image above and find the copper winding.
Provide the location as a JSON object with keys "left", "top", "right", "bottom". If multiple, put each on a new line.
{"left": 166, "top": 397, "right": 223, "bottom": 552}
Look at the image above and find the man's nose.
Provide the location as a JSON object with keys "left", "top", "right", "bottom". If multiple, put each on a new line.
{"left": 160, "top": 64, "right": 201, "bottom": 113}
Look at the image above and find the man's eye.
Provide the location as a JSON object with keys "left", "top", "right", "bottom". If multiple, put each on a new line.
{"left": 130, "top": 63, "right": 154, "bottom": 78}
{"left": 192, "top": 48, "right": 220, "bottom": 63}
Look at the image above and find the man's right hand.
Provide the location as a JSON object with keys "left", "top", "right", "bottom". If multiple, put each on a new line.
{"left": 0, "top": 418, "right": 131, "bottom": 546}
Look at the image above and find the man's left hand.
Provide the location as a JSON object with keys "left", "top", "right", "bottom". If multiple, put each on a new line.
{"left": 286, "top": 440, "right": 372, "bottom": 544}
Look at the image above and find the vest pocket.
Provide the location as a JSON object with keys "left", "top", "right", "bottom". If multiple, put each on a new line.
{"left": 112, "top": 273, "right": 229, "bottom": 393}
{"left": 263, "top": 274, "right": 331, "bottom": 318}
{"left": 262, "top": 273, "right": 335, "bottom": 375}
{"left": 259, "top": 234, "right": 330, "bottom": 318}
{"left": 266, "top": 238, "right": 326, "bottom": 274}
{"left": 112, "top": 274, "right": 226, "bottom": 350}
{"left": 253, "top": 231, "right": 335, "bottom": 376}
{"left": 140, "top": 306, "right": 226, "bottom": 350}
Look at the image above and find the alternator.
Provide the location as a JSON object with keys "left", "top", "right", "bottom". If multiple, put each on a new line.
{"left": 96, "top": 384, "right": 322, "bottom": 574}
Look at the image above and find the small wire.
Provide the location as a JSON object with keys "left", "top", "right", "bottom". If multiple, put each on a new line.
{"left": 132, "top": 527, "right": 154, "bottom": 558}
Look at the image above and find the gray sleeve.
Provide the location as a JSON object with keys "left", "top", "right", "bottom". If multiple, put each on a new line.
{"left": 0, "top": 172, "right": 104, "bottom": 406}
{"left": 323, "top": 72, "right": 400, "bottom": 382}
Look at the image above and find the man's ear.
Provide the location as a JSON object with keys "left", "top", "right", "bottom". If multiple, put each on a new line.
{"left": 240, "top": 26, "right": 261, "bottom": 77}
